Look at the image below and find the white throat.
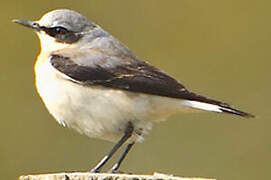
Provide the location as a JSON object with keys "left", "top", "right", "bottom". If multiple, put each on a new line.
{"left": 37, "top": 32, "right": 71, "bottom": 53}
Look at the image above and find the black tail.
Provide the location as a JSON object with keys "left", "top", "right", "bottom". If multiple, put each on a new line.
{"left": 219, "top": 105, "right": 255, "bottom": 118}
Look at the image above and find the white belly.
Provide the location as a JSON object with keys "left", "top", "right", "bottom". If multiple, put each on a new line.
{"left": 34, "top": 60, "right": 191, "bottom": 142}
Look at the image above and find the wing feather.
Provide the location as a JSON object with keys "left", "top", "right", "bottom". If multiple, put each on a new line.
{"left": 50, "top": 47, "right": 225, "bottom": 106}
{"left": 50, "top": 46, "right": 253, "bottom": 118}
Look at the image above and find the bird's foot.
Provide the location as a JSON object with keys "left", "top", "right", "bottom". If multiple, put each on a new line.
{"left": 90, "top": 168, "right": 100, "bottom": 173}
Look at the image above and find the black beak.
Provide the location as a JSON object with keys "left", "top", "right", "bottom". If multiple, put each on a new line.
{"left": 12, "top": 19, "right": 41, "bottom": 31}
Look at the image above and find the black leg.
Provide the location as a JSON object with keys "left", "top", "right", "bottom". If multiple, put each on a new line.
{"left": 110, "top": 142, "right": 135, "bottom": 173}
{"left": 91, "top": 122, "right": 134, "bottom": 173}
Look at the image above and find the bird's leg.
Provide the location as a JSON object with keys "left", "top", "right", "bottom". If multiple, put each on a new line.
{"left": 91, "top": 121, "right": 134, "bottom": 173}
{"left": 109, "top": 141, "right": 135, "bottom": 173}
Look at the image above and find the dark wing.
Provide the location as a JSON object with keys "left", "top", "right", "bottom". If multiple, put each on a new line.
{"left": 50, "top": 47, "right": 253, "bottom": 118}
{"left": 50, "top": 52, "right": 222, "bottom": 105}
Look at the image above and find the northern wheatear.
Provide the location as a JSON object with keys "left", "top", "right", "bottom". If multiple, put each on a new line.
{"left": 13, "top": 9, "right": 254, "bottom": 173}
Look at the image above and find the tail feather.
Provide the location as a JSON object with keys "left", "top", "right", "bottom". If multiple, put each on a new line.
{"left": 219, "top": 105, "right": 254, "bottom": 118}
{"left": 182, "top": 100, "right": 254, "bottom": 118}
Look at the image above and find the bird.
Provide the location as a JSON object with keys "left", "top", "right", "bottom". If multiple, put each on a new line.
{"left": 13, "top": 9, "right": 254, "bottom": 173}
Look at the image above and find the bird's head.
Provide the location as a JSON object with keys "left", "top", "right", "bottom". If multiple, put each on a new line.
{"left": 13, "top": 9, "right": 104, "bottom": 52}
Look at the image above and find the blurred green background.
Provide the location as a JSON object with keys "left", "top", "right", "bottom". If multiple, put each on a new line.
{"left": 1, "top": 0, "right": 270, "bottom": 180}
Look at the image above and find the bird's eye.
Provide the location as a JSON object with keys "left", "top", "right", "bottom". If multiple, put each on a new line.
{"left": 41, "top": 25, "right": 80, "bottom": 43}
{"left": 41, "top": 26, "right": 70, "bottom": 37}
{"left": 53, "top": 26, "right": 68, "bottom": 34}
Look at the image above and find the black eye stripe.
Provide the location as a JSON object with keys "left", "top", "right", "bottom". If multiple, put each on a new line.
{"left": 40, "top": 26, "right": 71, "bottom": 37}
{"left": 39, "top": 25, "right": 81, "bottom": 43}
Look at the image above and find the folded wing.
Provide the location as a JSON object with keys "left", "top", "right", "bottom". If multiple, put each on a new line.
{"left": 50, "top": 46, "right": 253, "bottom": 118}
